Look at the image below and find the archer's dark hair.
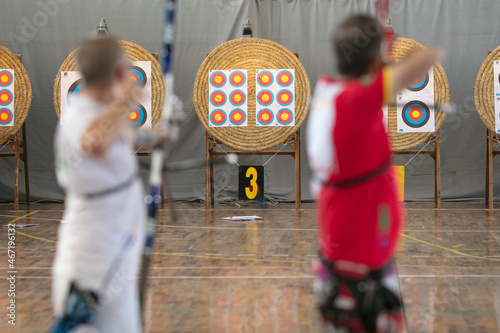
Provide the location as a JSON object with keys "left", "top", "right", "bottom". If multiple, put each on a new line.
{"left": 332, "top": 15, "right": 383, "bottom": 78}
{"left": 77, "top": 37, "right": 125, "bottom": 87}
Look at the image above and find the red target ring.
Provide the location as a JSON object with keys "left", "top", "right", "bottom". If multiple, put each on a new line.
{"left": 210, "top": 90, "right": 227, "bottom": 107}
{"left": 277, "top": 89, "right": 293, "bottom": 106}
{"left": 257, "top": 109, "right": 274, "bottom": 125}
{"left": 229, "top": 109, "right": 246, "bottom": 125}
{"left": 0, "top": 90, "right": 13, "bottom": 106}
{"left": 229, "top": 71, "right": 246, "bottom": 87}
{"left": 277, "top": 108, "right": 294, "bottom": 125}
{"left": 210, "top": 109, "right": 227, "bottom": 126}
{"left": 257, "top": 90, "right": 274, "bottom": 106}
{"left": 210, "top": 71, "right": 227, "bottom": 88}
{"left": 0, "top": 71, "right": 13, "bottom": 87}
{"left": 258, "top": 71, "right": 274, "bottom": 87}
{"left": 230, "top": 89, "right": 246, "bottom": 106}
{"left": 0, "top": 108, "right": 13, "bottom": 125}
{"left": 277, "top": 70, "right": 293, "bottom": 87}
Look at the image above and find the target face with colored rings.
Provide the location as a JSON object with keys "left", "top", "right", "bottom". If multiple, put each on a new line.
{"left": 407, "top": 73, "right": 429, "bottom": 92}
{"left": 230, "top": 89, "right": 246, "bottom": 106}
{"left": 128, "top": 104, "right": 147, "bottom": 127}
{"left": 257, "top": 109, "right": 274, "bottom": 125}
{"left": 229, "top": 109, "right": 246, "bottom": 125}
{"left": 257, "top": 90, "right": 274, "bottom": 106}
{"left": 210, "top": 90, "right": 227, "bottom": 107}
{"left": 0, "top": 108, "right": 13, "bottom": 125}
{"left": 277, "top": 108, "right": 294, "bottom": 125}
{"left": 68, "top": 79, "right": 85, "bottom": 97}
{"left": 210, "top": 109, "right": 227, "bottom": 126}
{"left": 0, "top": 89, "right": 13, "bottom": 106}
{"left": 258, "top": 71, "right": 274, "bottom": 87}
{"left": 229, "top": 71, "right": 246, "bottom": 87}
{"left": 210, "top": 71, "right": 227, "bottom": 88}
{"left": 277, "top": 89, "right": 294, "bottom": 106}
{"left": 277, "top": 70, "right": 293, "bottom": 87}
{"left": 0, "top": 70, "right": 13, "bottom": 87}
{"left": 402, "top": 101, "right": 430, "bottom": 128}
{"left": 129, "top": 66, "right": 147, "bottom": 87}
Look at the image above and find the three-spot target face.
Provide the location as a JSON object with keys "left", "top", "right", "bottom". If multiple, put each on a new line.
{"left": 257, "top": 90, "right": 274, "bottom": 106}
{"left": 0, "top": 70, "right": 13, "bottom": 87}
{"left": 257, "top": 109, "right": 274, "bottom": 126}
{"left": 210, "top": 109, "right": 227, "bottom": 126}
{"left": 229, "top": 71, "right": 246, "bottom": 87}
{"left": 0, "top": 89, "right": 13, "bottom": 106}
{"left": 128, "top": 66, "right": 147, "bottom": 87}
{"left": 210, "top": 90, "right": 227, "bottom": 107}
{"left": 277, "top": 89, "right": 293, "bottom": 106}
{"left": 0, "top": 108, "right": 13, "bottom": 125}
{"left": 230, "top": 109, "right": 246, "bottom": 125}
{"left": 258, "top": 71, "right": 274, "bottom": 87}
{"left": 277, "top": 70, "right": 293, "bottom": 87}
{"left": 277, "top": 108, "right": 294, "bottom": 125}
{"left": 128, "top": 104, "right": 147, "bottom": 127}
{"left": 407, "top": 73, "right": 429, "bottom": 92}
{"left": 210, "top": 71, "right": 227, "bottom": 88}
{"left": 230, "top": 89, "right": 246, "bottom": 107}
{"left": 402, "top": 101, "right": 430, "bottom": 128}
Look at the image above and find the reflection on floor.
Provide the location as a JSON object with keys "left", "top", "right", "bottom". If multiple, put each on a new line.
{"left": 0, "top": 202, "right": 499, "bottom": 332}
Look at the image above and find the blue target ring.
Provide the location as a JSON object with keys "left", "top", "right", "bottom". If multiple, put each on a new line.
{"left": 407, "top": 73, "right": 429, "bottom": 92}
{"left": 129, "top": 66, "right": 147, "bottom": 87}
{"left": 402, "top": 101, "right": 430, "bottom": 128}
{"left": 128, "top": 104, "right": 147, "bottom": 127}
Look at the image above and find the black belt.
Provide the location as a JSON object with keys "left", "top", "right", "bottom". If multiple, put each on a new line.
{"left": 79, "top": 176, "right": 138, "bottom": 199}
{"left": 323, "top": 159, "right": 392, "bottom": 189}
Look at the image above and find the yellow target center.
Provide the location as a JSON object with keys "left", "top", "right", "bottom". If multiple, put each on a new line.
{"left": 234, "top": 113, "right": 241, "bottom": 121}
{"left": 262, "top": 75, "right": 269, "bottom": 83}
{"left": 1, "top": 113, "right": 7, "bottom": 120}
{"left": 1, "top": 75, "right": 8, "bottom": 83}
{"left": 262, "top": 95, "right": 269, "bottom": 102}
{"left": 234, "top": 94, "right": 241, "bottom": 102}
{"left": 412, "top": 110, "right": 420, "bottom": 118}
{"left": 262, "top": 113, "right": 269, "bottom": 121}
{"left": 281, "top": 113, "right": 289, "bottom": 120}
{"left": 215, "top": 95, "right": 222, "bottom": 102}
{"left": 215, "top": 114, "right": 222, "bottom": 121}
{"left": 130, "top": 76, "right": 137, "bottom": 82}
{"left": 281, "top": 94, "right": 289, "bottom": 102}
{"left": 281, "top": 76, "right": 289, "bottom": 83}
{"left": 130, "top": 112, "right": 137, "bottom": 120}
{"left": 1, "top": 95, "right": 8, "bottom": 102}
{"left": 215, "top": 76, "right": 222, "bottom": 83}
{"left": 234, "top": 76, "right": 241, "bottom": 83}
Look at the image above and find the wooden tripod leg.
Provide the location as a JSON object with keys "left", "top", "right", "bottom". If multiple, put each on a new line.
{"left": 487, "top": 129, "right": 494, "bottom": 209}
{"left": 205, "top": 132, "right": 210, "bottom": 210}
{"left": 434, "top": 131, "right": 441, "bottom": 210}
{"left": 295, "top": 130, "right": 301, "bottom": 210}
{"left": 21, "top": 123, "right": 30, "bottom": 206}
{"left": 210, "top": 158, "right": 215, "bottom": 207}
{"left": 14, "top": 132, "right": 20, "bottom": 211}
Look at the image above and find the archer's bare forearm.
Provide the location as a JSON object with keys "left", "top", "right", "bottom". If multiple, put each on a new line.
{"left": 391, "top": 48, "right": 442, "bottom": 95}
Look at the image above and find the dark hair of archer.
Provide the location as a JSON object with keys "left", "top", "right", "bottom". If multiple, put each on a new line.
{"left": 77, "top": 37, "right": 125, "bottom": 87}
{"left": 332, "top": 15, "right": 383, "bottom": 78}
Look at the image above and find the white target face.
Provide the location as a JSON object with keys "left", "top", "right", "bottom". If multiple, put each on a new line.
{"left": 494, "top": 61, "right": 500, "bottom": 133}
{"left": 60, "top": 61, "right": 153, "bottom": 128}
{"left": 0, "top": 69, "right": 15, "bottom": 127}
{"left": 397, "top": 67, "right": 435, "bottom": 133}
{"left": 255, "top": 69, "right": 295, "bottom": 127}
{"left": 208, "top": 69, "right": 248, "bottom": 127}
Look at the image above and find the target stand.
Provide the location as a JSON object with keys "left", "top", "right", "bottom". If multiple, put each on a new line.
{"left": 194, "top": 40, "right": 310, "bottom": 210}
{"left": 393, "top": 131, "right": 441, "bottom": 209}
{"left": 485, "top": 129, "right": 500, "bottom": 209}
{"left": 205, "top": 128, "right": 301, "bottom": 209}
{"left": 0, "top": 54, "right": 30, "bottom": 211}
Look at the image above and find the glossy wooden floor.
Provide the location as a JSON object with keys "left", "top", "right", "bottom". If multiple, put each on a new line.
{"left": 0, "top": 202, "right": 499, "bottom": 332}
